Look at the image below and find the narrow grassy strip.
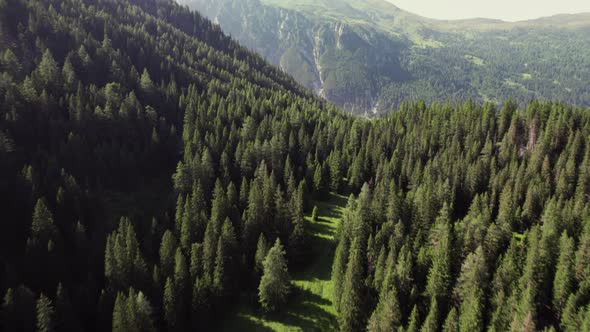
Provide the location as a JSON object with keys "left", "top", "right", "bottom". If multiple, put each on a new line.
{"left": 220, "top": 193, "right": 347, "bottom": 331}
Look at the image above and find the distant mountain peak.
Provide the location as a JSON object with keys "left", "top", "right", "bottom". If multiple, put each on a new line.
{"left": 183, "top": 0, "right": 590, "bottom": 114}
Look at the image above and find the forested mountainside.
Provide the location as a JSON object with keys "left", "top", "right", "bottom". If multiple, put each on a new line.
{"left": 0, "top": 0, "right": 344, "bottom": 330}
{"left": 183, "top": 0, "right": 590, "bottom": 115}
{"left": 1, "top": 0, "right": 590, "bottom": 331}
{"left": 332, "top": 101, "right": 590, "bottom": 332}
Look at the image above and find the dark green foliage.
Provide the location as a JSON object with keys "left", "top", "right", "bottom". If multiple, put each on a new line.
{"left": 367, "top": 286, "right": 402, "bottom": 332}
{"left": 188, "top": 0, "right": 590, "bottom": 114}
{"left": 339, "top": 237, "right": 367, "bottom": 332}
{"left": 35, "top": 294, "right": 54, "bottom": 332}
{"left": 112, "top": 289, "right": 156, "bottom": 332}
{"left": 105, "top": 218, "right": 148, "bottom": 291}
{"left": 258, "top": 239, "right": 290, "bottom": 312}
{"left": 554, "top": 232, "right": 575, "bottom": 317}
{"left": 255, "top": 234, "right": 269, "bottom": 274}
{"left": 443, "top": 307, "right": 459, "bottom": 332}
{"left": 2, "top": 0, "right": 590, "bottom": 329}
{"left": 407, "top": 305, "right": 420, "bottom": 332}
{"left": 326, "top": 100, "right": 590, "bottom": 332}
{"left": 421, "top": 298, "right": 439, "bottom": 332}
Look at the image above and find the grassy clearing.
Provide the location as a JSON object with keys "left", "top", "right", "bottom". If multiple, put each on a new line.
{"left": 220, "top": 193, "right": 348, "bottom": 332}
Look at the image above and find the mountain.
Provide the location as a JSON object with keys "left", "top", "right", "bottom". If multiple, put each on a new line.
{"left": 3, "top": 0, "right": 590, "bottom": 331}
{"left": 0, "top": 0, "right": 345, "bottom": 329}
{"left": 181, "top": 0, "right": 590, "bottom": 115}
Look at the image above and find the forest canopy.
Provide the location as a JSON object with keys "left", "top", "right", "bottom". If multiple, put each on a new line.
{"left": 0, "top": 0, "right": 589, "bottom": 331}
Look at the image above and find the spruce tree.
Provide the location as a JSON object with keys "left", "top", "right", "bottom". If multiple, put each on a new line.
{"left": 421, "top": 298, "right": 439, "bottom": 332}
{"left": 339, "top": 237, "right": 366, "bottom": 332}
{"left": 31, "top": 198, "right": 57, "bottom": 244}
{"left": 553, "top": 232, "right": 574, "bottom": 317}
{"left": 255, "top": 233, "right": 269, "bottom": 274}
{"left": 367, "top": 286, "right": 401, "bottom": 332}
{"left": 258, "top": 239, "right": 290, "bottom": 312}
{"left": 332, "top": 236, "right": 350, "bottom": 311}
{"left": 163, "top": 277, "right": 178, "bottom": 331}
{"left": 112, "top": 292, "right": 127, "bottom": 332}
{"left": 407, "top": 305, "right": 420, "bottom": 332}
{"left": 35, "top": 294, "right": 55, "bottom": 332}
{"left": 159, "top": 231, "right": 177, "bottom": 278}
{"left": 443, "top": 307, "right": 459, "bottom": 332}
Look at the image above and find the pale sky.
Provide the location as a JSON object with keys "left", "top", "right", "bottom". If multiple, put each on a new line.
{"left": 387, "top": 0, "right": 590, "bottom": 22}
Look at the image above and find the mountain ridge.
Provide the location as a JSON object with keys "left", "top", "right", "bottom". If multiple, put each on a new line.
{"left": 182, "top": 0, "right": 590, "bottom": 115}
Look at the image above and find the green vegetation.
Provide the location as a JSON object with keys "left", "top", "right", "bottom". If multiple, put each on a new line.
{"left": 185, "top": 0, "right": 590, "bottom": 114}
{"left": 221, "top": 193, "right": 345, "bottom": 331}
{"left": 259, "top": 239, "right": 291, "bottom": 312}
{"left": 2, "top": 0, "right": 590, "bottom": 331}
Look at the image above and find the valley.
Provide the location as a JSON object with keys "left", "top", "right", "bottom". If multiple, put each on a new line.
{"left": 1, "top": 0, "right": 590, "bottom": 331}
{"left": 183, "top": 0, "right": 590, "bottom": 115}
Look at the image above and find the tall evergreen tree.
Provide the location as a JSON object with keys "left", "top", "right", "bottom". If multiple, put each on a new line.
{"left": 258, "top": 239, "right": 290, "bottom": 312}
{"left": 35, "top": 294, "right": 54, "bottom": 332}
{"left": 339, "top": 237, "right": 367, "bottom": 332}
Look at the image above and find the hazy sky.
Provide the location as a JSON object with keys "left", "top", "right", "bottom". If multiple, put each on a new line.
{"left": 388, "top": 0, "right": 590, "bottom": 22}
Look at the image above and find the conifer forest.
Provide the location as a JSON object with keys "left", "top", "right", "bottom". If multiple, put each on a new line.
{"left": 1, "top": 0, "right": 590, "bottom": 331}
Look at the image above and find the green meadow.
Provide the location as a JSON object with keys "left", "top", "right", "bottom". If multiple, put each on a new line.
{"left": 220, "top": 193, "right": 348, "bottom": 331}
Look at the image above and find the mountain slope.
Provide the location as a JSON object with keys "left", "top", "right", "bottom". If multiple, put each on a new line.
{"left": 183, "top": 0, "right": 590, "bottom": 115}
{"left": 0, "top": 0, "right": 348, "bottom": 329}
{"left": 3, "top": 0, "right": 590, "bottom": 331}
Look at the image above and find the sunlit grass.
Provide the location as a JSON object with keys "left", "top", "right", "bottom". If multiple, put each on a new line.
{"left": 220, "top": 193, "right": 347, "bottom": 331}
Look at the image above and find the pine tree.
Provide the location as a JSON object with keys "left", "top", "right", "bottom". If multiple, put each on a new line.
{"left": 553, "top": 232, "right": 574, "bottom": 317}
{"left": 31, "top": 198, "right": 57, "bottom": 243}
{"left": 575, "top": 218, "right": 590, "bottom": 290}
{"left": 112, "top": 292, "right": 126, "bottom": 332}
{"left": 258, "top": 239, "right": 290, "bottom": 312}
{"left": 332, "top": 236, "right": 350, "bottom": 311}
{"left": 421, "top": 297, "right": 439, "bottom": 332}
{"left": 36, "top": 49, "right": 59, "bottom": 89}
{"left": 255, "top": 233, "right": 269, "bottom": 274}
{"left": 373, "top": 247, "right": 387, "bottom": 292}
{"left": 581, "top": 305, "right": 590, "bottom": 332}
{"left": 443, "top": 307, "right": 459, "bottom": 332}
{"left": 339, "top": 237, "right": 366, "bottom": 332}
{"left": 140, "top": 68, "right": 154, "bottom": 96}
{"left": 367, "top": 286, "right": 401, "bottom": 332}
{"left": 454, "top": 247, "right": 486, "bottom": 332}
{"left": 135, "top": 292, "right": 156, "bottom": 332}
{"left": 2, "top": 288, "right": 16, "bottom": 332}
{"left": 180, "top": 199, "right": 195, "bottom": 251}
{"left": 561, "top": 294, "right": 581, "bottom": 332}
{"left": 159, "top": 231, "right": 177, "bottom": 278}
{"left": 329, "top": 151, "right": 342, "bottom": 192}
{"left": 36, "top": 294, "right": 55, "bottom": 332}
{"left": 214, "top": 219, "right": 238, "bottom": 296}
{"left": 313, "top": 163, "right": 324, "bottom": 196}
{"left": 163, "top": 277, "right": 178, "bottom": 331}
{"left": 426, "top": 207, "right": 452, "bottom": 303}
{"left": 459, "top": 289, "right": 484, "bottom": 332}
{"left": 407, "top": 305, "right": 420, "bottom": 332}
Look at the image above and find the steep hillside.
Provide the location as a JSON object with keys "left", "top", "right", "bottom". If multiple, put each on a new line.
{"left": 2, "top": 0, "right": 590, "bottom": 331}
{"left": 183, "top": 0, "right": 590, "bottom": 115}
{"left": 0, "top": 0, "right": 347, "bottom": 330}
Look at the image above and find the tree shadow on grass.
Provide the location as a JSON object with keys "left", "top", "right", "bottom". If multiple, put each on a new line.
{"left": 309, "top": 221, "right": 337, "bottom": 239}
{"left": 282, "top": 301, "right": 338, "bottom": 331}
{"left": 218, "top": 313, "right": 275, "bottom": 332}
{"left": 257, "top": 287, "right": 338, "bottom": 332}
{"left": 316, "top": 193, "right": 347, "bottom": 220}
{"left": 292, "top": 286, "right": 332, "bottom": 306}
